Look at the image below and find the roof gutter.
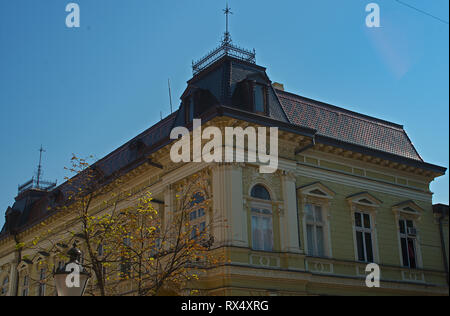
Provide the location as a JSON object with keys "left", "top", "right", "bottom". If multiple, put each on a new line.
{"left": 295, "top": 135, "right": 316, "bottom": 155}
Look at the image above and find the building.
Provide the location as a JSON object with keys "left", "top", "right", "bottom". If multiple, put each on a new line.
{"left": 0, "top": 23, "right": 448, "bottom": 296}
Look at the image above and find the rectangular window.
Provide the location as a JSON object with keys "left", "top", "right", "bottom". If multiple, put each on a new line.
{"left": 251, "top": 208, "right": 273, "bottom": 251}
{"left": 254, "top": 85, "right": 266, "bottom": 114}
{"left": 354, "top": 212, "right": 374, "bottom": 262}
{"left": 187, "top": 97, "right": 195, "bottom": 122}
{"left": 305, "top": 204, "right": 325, "bottom": 257}
{"left": 38, "top": 268, "right": 46, "bottom": 296}
{"left": 399, "top": 219, "right": 417, "bottom": 268}
{"left": 190, "top": 206, "right": 206, "bottom": 240}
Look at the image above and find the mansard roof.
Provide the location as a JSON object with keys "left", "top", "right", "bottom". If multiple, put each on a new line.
{"left": 277, "top": 89, "right": 422, "bottom": 161}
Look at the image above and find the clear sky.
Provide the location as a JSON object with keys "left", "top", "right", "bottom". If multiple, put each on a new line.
{"left": 0, "top": 0, "right": 448, "bottom": 228}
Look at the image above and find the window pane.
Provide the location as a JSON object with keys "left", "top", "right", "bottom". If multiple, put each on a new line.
{"left": 200, "top": 221, "right": 206, "bottom": 232}
{"left": 251, "top": 185, "right": 271, "bottom": 200}
{"left": 262, "top": 217, "right": 273, "bottom": 251}
{"left": 307, "top": 224, "right": 315, "bottom": 256}
{"left": 355, "top": 212, "right": 362, "bottom": 228}
{"left": 401, "top": 237, "right": 409, "bottom": 267}
{"left": 399, "top": 220, "right": 406, "bottom": 234}
{"left": 316, "top": 226, "right": 324, "bottom": 257}
{"left": 314, "top": 206, "right": 323, "bottom": 222}
{"left": 190, "top": 192, "right": 205, "bottom": 207}
{"left": 189, "top": 98, "right": 194, "bottom": 121}
{"left": 198, "top": 208, "right": 205, "bottom": 218}
{"left": 363, "top": 214, "right": 371, "bottom": 229}
{"left": 365, "top": 232, "right": 374, "bottom": 262}
{"left": 191, "top": 225, "right": 198, "bottom": 239}
{"left": 408, "top": 238, "right": 417, "bottom": 268}
{"left": 305, "top": 204, "right": 314, "bottom": 222}
{"left": 189, "top": 211, "right": 197, "bottom": 221}
{"left": 252, "top": 216, "right": 261, "bottom": 250}
{"left": 254, "top": 85, "right": 265, "bottom": 112}
{"left": 356, "top": 231, "right": 365, "bottom": 261}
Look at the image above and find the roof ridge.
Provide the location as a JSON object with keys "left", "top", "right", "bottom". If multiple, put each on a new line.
{"left": 276, "top": 90, "right": 405, "bottom": 132}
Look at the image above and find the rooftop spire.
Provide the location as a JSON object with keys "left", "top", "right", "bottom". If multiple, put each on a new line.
{"left": 223, "top": 3, "right": 233, "bottom": 44}
{"left": 17, "top": 146, "right": 57, "bottom": 194}
{"left": 192, "top": 5, "right": 256, "bottom": 75}
{"left": 36, "top": 145, "right": 45, "bottom": 187}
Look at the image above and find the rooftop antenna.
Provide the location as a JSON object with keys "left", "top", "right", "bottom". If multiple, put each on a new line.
{"left": 168, "top": 78, "right": 173, "bottom": 114}
{"left": 223, "top": 3, "right": 233, "bottom": 44}
{"left": 36, "top": 145, "right": 45, "bottom": 187}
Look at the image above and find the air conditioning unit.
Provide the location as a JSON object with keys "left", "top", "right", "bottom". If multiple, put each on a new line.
{"left": 407, "top": 227, "right": 418, "bottom": 236}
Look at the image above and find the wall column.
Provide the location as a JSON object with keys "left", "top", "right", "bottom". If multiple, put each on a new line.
{"left": 280, "top": 171, "right": 301, "bottom": 253}
{"left": 212, "top": 163, "right": 247, "bottom": 247}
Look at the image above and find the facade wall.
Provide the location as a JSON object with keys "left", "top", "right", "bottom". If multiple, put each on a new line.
{"left": 0, "top": 120, "right": 448, "bottom": 296}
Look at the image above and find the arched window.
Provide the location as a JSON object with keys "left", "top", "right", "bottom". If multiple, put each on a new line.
{"left": 251, "top": 185, "right": 271, "bottom": 201}
{"left": 250, "top": 185, "right": 273, "bottom": 251}
{"left": 1, "top": 276, "right": 9, "bottom": 296}
{"left": 189, "top": 192, "right": 207, "bottom": 239}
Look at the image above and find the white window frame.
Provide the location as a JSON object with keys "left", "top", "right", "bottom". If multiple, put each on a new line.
{"left": 38, "top": 267, "right": 46, "bottom": 296}
{"left": 392, "top": 201, "right": 424, "bottom": 269}
{"left": 188, "top": 191, "right": 208, "bottom": 240}
{"left": 347, "top": 193, "right": 381, "bottom": 264}
{"left": 304, "top": 203, "right": 326, "bottom": 257}
{"left": 398, "top": 218, "right": 418, "bottom": 269}
{"left": 298, "top": 183, "right": 335, "bottom": 258}
{"left": 354, "top": 210, "right": 375, "bottom": 263}
{"left": 250, "top": 200, "right": 274, "bottom": 252}
{"left": 22, "top": 274, "right": 29, "bottom": 296}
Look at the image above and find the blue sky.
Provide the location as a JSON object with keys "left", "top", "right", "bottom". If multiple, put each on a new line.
{"left": 0, "top": 0, "right": 448, "bottom": 228}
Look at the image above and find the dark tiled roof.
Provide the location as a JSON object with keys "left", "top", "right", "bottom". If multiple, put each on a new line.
{"left": 95, "top": 111, "right": 177, "bottom": 177}
{"left": 276, "top": 90, "right": 422, "bottom": 161}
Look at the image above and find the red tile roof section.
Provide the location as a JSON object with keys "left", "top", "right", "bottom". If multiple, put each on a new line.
{"left": 276, "top": 90, "right": 423, "bottom": 161}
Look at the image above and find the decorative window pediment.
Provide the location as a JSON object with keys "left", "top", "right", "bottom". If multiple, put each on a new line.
{"left": 298, "top": 182, "right": 334, "bottom": 258}
{"left": 18, "top": 263, "right": 29, "bottom": 271}
{"left": 298, "top": 182, "right": 335, "bottom": 200}
{"left": 392, "top": 200, "right": 424, "bottom": 220}
{"left": 346, "top": 192, "right": 382, "bottom": 208}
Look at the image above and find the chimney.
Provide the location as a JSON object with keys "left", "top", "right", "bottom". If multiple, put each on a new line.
{"left": 272, "top": 82, "right": 284, "bottom": 91}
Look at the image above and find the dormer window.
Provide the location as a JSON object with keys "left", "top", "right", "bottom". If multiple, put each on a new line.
{"left": 185, "top": 97, "right": 195, "bottom": 123}
{"left": 253, "top": 84, "right": 267, "bottom": 115}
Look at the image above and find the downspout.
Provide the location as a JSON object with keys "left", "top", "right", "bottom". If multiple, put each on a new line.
{"left": 438, "top": 213, "right": 449, "bottom": 286}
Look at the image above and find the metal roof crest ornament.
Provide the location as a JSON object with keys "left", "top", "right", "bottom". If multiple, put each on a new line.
{"left": 192, "top": 4, "right": 256, "bottom": 75}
